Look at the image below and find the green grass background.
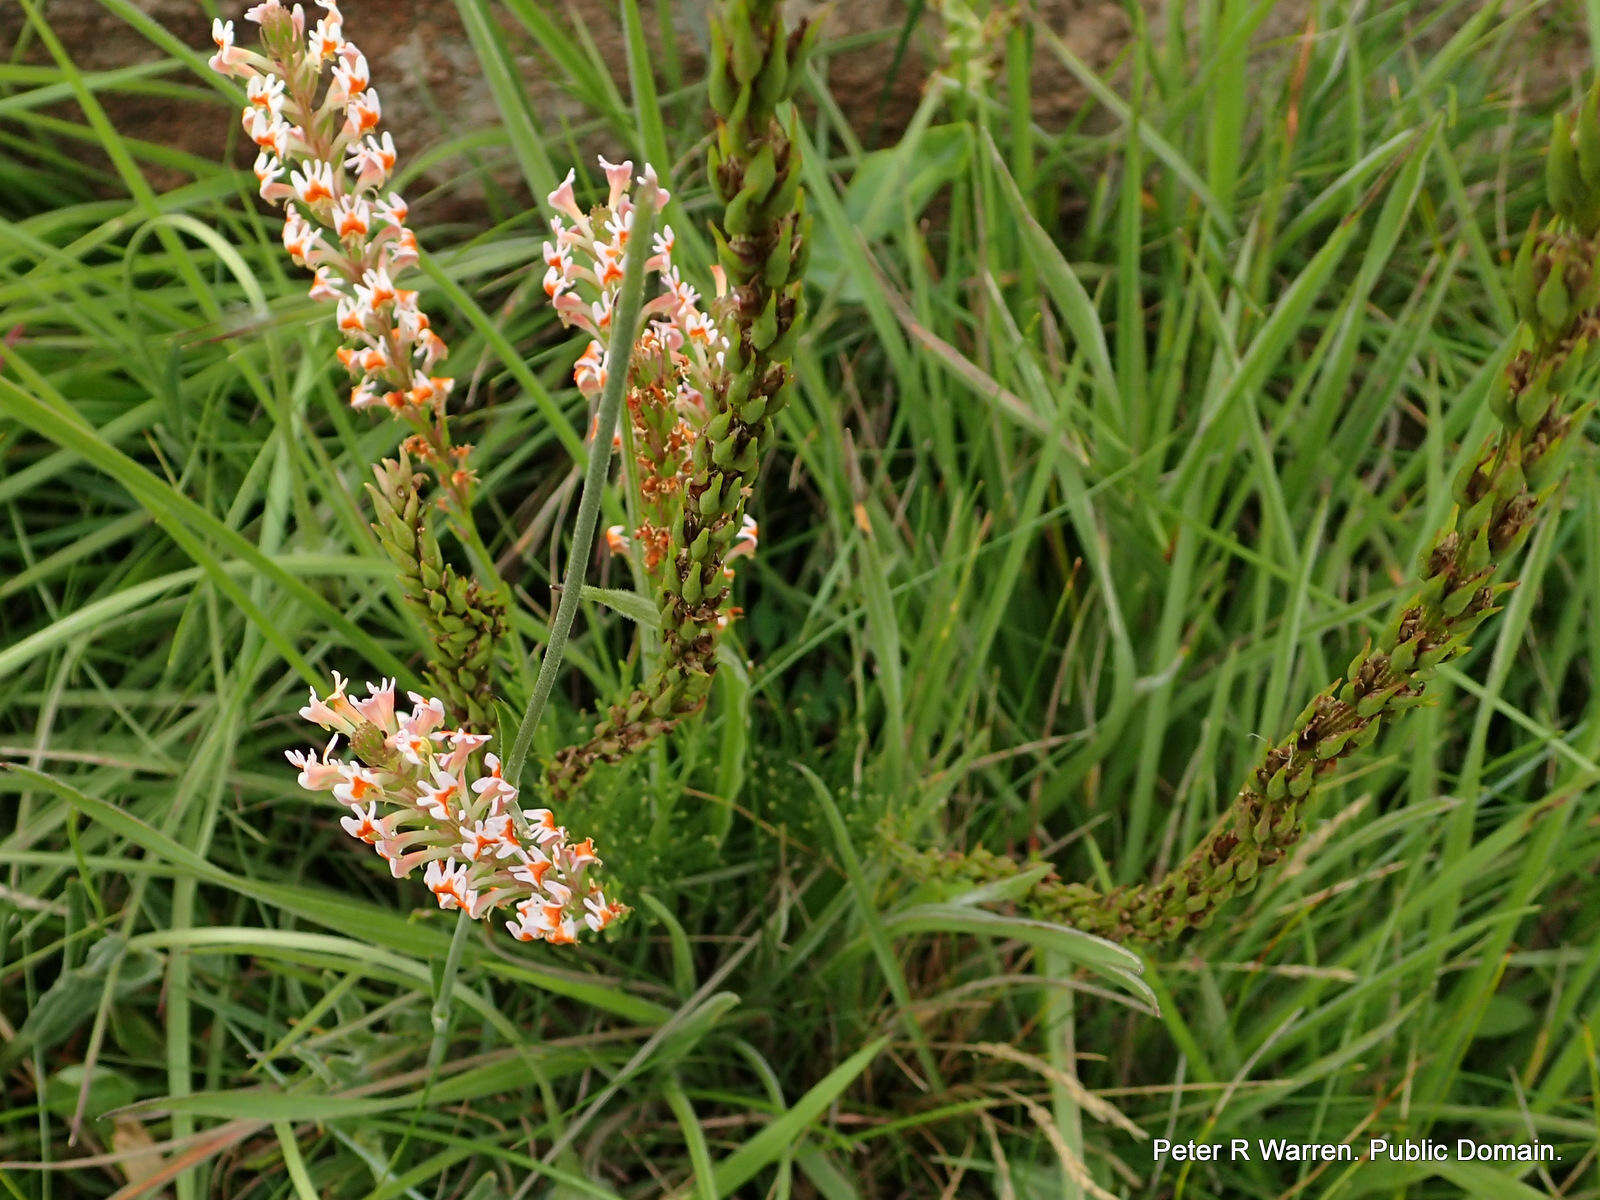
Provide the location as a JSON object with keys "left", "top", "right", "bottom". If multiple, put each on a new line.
{"left": 2, "top": 0, "right": 1599, "bottom": 1196}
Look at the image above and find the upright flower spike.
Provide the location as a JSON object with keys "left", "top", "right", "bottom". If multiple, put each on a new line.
{"left": 288, "top": 675, "right": 623, "bottom": 943}
{"left": 900, "top": 88, "right": 1600, "bottom": 944}
{"left": 543, "top": 3, "right": 814, "bottom": 804}
{"left": 210, "top": 0, "right": 469, "bottom": 508}
{"left": 541, "top": 157, "right": 729, "bottom": 592}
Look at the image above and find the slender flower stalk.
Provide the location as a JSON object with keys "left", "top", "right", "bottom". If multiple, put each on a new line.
{"left": 288, "top": 674, "right": 623, "bottom": 943}
{"left": 505, "top": 182, "right": 663, "bottom": 786}
{"left": 543, "top": 0, "right": 813, "bottom": 804}
{"left": 901, "top": 88, "right": 1600, "bottom": 944}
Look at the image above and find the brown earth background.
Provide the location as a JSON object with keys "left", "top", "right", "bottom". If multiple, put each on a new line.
{"left": 0, "top": 2, "right": 1588, "bottom": 214}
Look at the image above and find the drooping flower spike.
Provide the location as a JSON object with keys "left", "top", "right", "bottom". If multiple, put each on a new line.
{"left": 211, "top": 1, "right": 472, "bottom": 506}
{"left": 288, "top": 674, "right": 624, "bottom": 944}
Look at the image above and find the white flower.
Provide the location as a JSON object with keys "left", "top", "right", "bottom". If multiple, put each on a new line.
{"left": 683, "top": 310, "right": 717, "bottom": 345}
{"left": 285, "top": 740, "right": 342, "bottom": 789}
{"left": 280, "top": 210, "right": 320, "bottom": 266}
{"left": 215, "top": 2, "right": 453, "bottom": 431}
{"left": 595, "top": 247, "right": 625, "bottom": 289}
{"left": 308, "top": 266, "right": 344, "bottom": 302}
{"left": 543, "top": 260, "right": 572, "bottom": 300}
{"left": 352, "top": 677, "right": 396, "bottom": 729}
{"left": 424, "top": 858, "right": 477, "bottom": 912}
{"left": 584, "top": 890, "right": 621, "bottom": 932}
{"left": 335, "top": 294, "right": 371, "bottom": 335}
{"left": 388, "top": 723, "right": 430, "bottom": 763}
{"left": 308, "top": 14, "right": 344, "bottom": 62}
{"left": 636, "top": 162, "right": 669, "bottom": 207}
{"left": 547, "top": 168, "right": 582, "bottom": 219}
{"left": 459, "top": 816, "right": 514, "bottom": 862}
{"left": 208, "top": 19, "right": 251, "bottom": 77}
{"left": 298, "top": 675, "right": 350, "bottom": 729}
{"left": 332, "top": 762, "right": 381, "bottom": 807}
{"left": 252, "top": 151, "right": 290, "bottom": 203}
{"left": 509, "top": 853, "right": 552, "bottom": 888}
{"left": 573, "top": 340, "right": 606, "bottom": 396}
{"left": 290, "top": 673, "right": 621, "bottom": 945}
{"left": 603, "top": 207, "right": 634, "bottom": 249}
{"left": 407, "top": 372, "right": 451, "bottom": 408}
{"left": 332, "top": 194, "right": 371, "bottom": 239}
{"left": 418, "top": 768, "right": 464, "bottom": 821}
{"left": 289, "top": 159, "right": 335, "bottom": 206}
{"left": 597, "top": 155, "right": 633, "bottom": 208}
{"left": 246, "top": 73, "right": 285, "bottom": 116}
{"left": 339, "top": 801, "right": 385, "bottom": 843}
{"left": 374, "top": 191, "right": 408, "bottom": 226}
{"left": 434, "top": 728, "right": 491, "bottom": 773}
{"left": 357, "top": 265, "right": 396, "bottom": 308}
{"left": 243, "top": 108, "right": 289, "bottom": 155}
{"left": 562, "top": 837, "right": 600, "bottom": 872}
{"left": 521, "top": 808, "right": 564, "bottom": 847}
{"left": 416, "top": 327, "right": 447, "bottom": 369}
{"left": 648, "top": 224, "right": 676, "bottom": 269}
{"left": 470, "top": 753, "right": 518, "bottom": 814}
{"left": 343, "top": 88, "right": 382, "bottom": 138}
{"left": 329, "top": 50, "right": 370, "bottom": 104}
{"left": 345, "top": 129, "right": 393, "bottom": 189}
{"left": 387, "top": 228, "right": 420, "bottom": 273}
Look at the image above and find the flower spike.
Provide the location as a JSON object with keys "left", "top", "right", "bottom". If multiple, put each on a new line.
{"left": 290, "top": 673, "right": 624, "bottom": 943}
{"left": 208, "top": 0, "right": 473, "bottom": 507}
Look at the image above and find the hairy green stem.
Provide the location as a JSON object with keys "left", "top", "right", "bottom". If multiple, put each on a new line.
{"left": 425, "top": 906, "right": 473, "bottom": 1073}
{"left": 505, "top": 196, "right": 658, "bottom": 786}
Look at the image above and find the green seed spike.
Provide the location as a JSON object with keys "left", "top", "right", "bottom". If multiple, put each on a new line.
{"left": 367, "top": 455, "right": 508, "bottom": 733}
{"left": 1513, "top": 359, "right": 1554, "bottom": 429}
{"left": 1265, "top": 767, "right": 1290, "bottom": 802}
{"left": 1511, "top": 222, "right": 1541, "bottom": 328}
{"left": 1315, "top": 727, "right": 1357, "bottom": 759}
{"left": 899, "top": 74, "right": 1600, "bottom": 939}
{"left": 1555, "top": 335, "right": 1590, "bottom": 391}
{"left": 1355, "top": 685, "right": 1401, "bottom": 719}
{"left": 1287, "top": 765, "right": 1316, "bottom": 798}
